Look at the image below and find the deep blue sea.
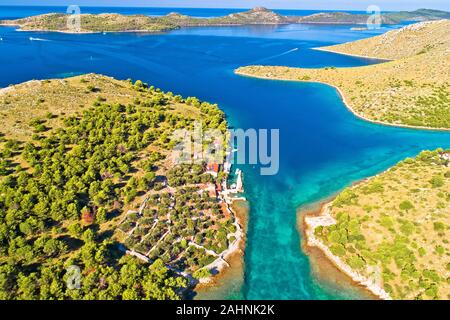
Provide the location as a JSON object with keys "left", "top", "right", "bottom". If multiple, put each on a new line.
{"left": 1, "top": 6, "right": 449, "bottom": 300}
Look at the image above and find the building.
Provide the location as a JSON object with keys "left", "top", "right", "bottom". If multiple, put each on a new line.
{"left": 206, "top": 162, "right": 219, "bottom": 177}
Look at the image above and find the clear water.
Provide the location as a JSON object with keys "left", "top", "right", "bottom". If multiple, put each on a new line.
{"left": 1, "top": 7, "right": 449, "bottom": 300}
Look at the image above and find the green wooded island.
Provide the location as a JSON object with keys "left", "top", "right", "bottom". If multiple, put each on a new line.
{"left": 0, "top": 74, "right": 245, "bottom": 299}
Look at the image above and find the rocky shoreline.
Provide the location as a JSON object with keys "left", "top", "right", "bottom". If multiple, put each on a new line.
{"left": 235, "top": 67, "right": 450, "bottom": 132}
{"left": 194, "top": 200, "right": 249, "bottom": 299}
{"left": 301, "top": 201, "right": 391, "bottom": 300}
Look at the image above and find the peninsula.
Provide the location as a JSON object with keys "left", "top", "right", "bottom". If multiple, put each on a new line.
{"left": 0, "top": 74, "right": 245, "bottom": 299}
{"left": 304, "top": 149, "right": 450, "bottom": 300}
{"left": 236, "top": 20, "right": 450, "bottom": 130}
{"left": 1, "top": 7, "right": 449, "bottom": 33}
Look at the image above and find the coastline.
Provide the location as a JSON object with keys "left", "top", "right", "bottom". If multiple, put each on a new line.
{"left": 312, "top": 47, "right": 394, "bottom": 61}
{"left": 299, "top": 200, "right": 392, "bottom": 300}
{"left": 297, "top": 200, "right": 377, "bottom": 300}
{"left": 194, "top": 200, "right": 249, "bottom": 299}
{"left": 0, "top": 24, "right": 176, "bottom": 34}
{"left": 235, "top": 69, "right": 450, "bottom": 132}
{"left": 0, "top": 72, "right": 248, "bottom": 298}
{"left": 298, "top": 21, "right": 368, "bottom": 25}
{"left": 0, "top": 20, "right": 401, "bottom": 36}
{"left": 1, "top": 23, "right": 292, "bottom": 34}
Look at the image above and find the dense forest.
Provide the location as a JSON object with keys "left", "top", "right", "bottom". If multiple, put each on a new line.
{"left": 0, "top": 75, "right": 229, "bottom": 299}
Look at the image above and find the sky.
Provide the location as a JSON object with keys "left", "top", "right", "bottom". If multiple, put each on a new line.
{"left": 0, "top": 0, "right": 449, "bottom": 11}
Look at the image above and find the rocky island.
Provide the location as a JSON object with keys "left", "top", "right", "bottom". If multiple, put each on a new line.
{"left": 236, "top": 19, "right": 450, "bottom": 130}
{"left": 0, "top": 8, "right": 289, "bottom": 33}
{"left": 294, "top": 8, "right": 450, "bottom": 24}
{"left": 1, "top": 7, "right": 449, "bottom": 33}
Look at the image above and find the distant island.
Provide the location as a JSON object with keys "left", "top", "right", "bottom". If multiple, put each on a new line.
{"left": 236, "top": 19, "right": 450, "bottom": 130}
{"left": 1, "top": 7, "right": 449, "bottom": 33}
{"left": 304, "top": 149, "right": 450, "bottom": 300}
{"left": 0, "top": 73, "right": 246, "bottom": 299}
{"left": 296, "top": 8, "right": 450, "bottom": 24}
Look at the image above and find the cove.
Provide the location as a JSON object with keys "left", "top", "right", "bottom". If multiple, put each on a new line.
{"left": 1, "top": 11, "right": 449, "bottom": 299}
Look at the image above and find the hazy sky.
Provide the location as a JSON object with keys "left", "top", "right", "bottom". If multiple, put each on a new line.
{"left": 0, "top": 0, "right": 449, "bottom": 11}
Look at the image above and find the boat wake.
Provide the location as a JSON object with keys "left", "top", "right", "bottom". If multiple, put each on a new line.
{"left": 251, "top": 47, "right": 299, "bottom": 64}
{"left": 29, "top": 37, "right": 51, "bottom": 42}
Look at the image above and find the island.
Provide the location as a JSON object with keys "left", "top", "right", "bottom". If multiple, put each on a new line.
{"left": 295, "top": 8, "right": 450, "bottom": 24}
{"left": 236, "top": 19, "right": 450, "bottom": 130}
{"left": 0, "top": 7, "right": 294, "bottom": 33}
{"left": 304, "top": 149, "right": 450, "bottom": 300}
{"left": 1, "top": 7, "right": 449, "bottom": 33}
{"left": 0, "top": 74, "right": 245, "bottom": 299}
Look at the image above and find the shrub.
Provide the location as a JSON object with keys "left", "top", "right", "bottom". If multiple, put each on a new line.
{"left": 333, "top": 189, "right": 358, "bottom": 207}
{"left": 399, "top": 200, "right": 414, "bottom": 211}
{"left": 347, "top": 256, "right": 366, "bottom": 269}
{"left": 364, "top": 180, "right": 384, "bottom": 194}
{"left": 433, "top": 222, "right": 445, "bottom": 232}
{"left": 399, "top": 221, "right": 415, "bottom": 236}
{"left": 330, "top": 244, "right": 346, "bottom": 256}
{"left": 430, "top": 175, "right": 444, "bottom": 188}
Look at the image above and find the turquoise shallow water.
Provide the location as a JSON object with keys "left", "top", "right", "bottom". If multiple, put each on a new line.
{"left": 1, "top": 7, "right": 449, "bottom": 300}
